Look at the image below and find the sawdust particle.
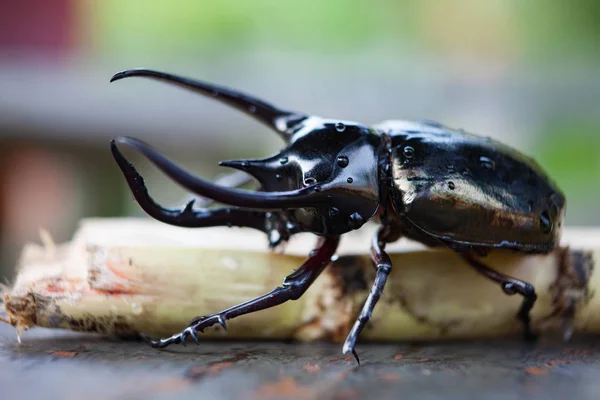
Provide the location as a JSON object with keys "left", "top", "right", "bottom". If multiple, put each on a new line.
{"left": 525, "top": 367, "right": 549, "bottom": 376}
{"left": 48, "top": 351, "right": 78, "bottom": 357}
{"left": 252, "top": 377, "right": 313, "bottom": 399}
{"left": 187, "top": 361, "right": 234, "bottom": 379}
{"left": 154, "top": 377, "right": 191, "bottom": 393}
{"left": 393, "top": 354, "right": 404, "bottom": 360}
{"left": 303, "top": 362, "right": 321, "bottom": 373}
{"left": 208, "top": 361, "right": 233, "bottom": 373}
{"left": 547, "top": 359, "right": 570, "bottom": 367}
{"left": 380, "top": 372, "right": 401, "bottom": 382}
{"left": 332, "top": 388, "right": 360, "bottom": 400}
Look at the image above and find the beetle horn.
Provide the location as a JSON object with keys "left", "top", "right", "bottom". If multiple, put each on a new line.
{"left": 111, "top": 137, "right": 327, "bottom": 210}
{"left": 110, "top": 68, "right": 307, "bottom": 142}
{"left": 218, "top": 159, "right": 274, "bottom": 185}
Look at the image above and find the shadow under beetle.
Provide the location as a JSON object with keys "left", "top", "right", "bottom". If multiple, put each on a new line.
{"left": 108, "top": 68, "right": 566, "bottom": 364}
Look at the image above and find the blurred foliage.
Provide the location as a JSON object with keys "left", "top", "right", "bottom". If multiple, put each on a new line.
{"left": 512, "top": 0, "right": 600, "bottom": 61}
{"left": 86, "top": 0, "right": 600, "bottom": 61}
{"left": 87, "top": 0, "right": 401, "bottom": 56}
{"left": 78, "top": 0, "right": 600, "bottom": 226}
{"left": 533, "top": 120, "right": 600, "bottom": 207}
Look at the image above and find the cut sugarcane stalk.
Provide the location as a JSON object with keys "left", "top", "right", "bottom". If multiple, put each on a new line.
{"left": 1, "top": 218, "right": 596, "bottom": 344}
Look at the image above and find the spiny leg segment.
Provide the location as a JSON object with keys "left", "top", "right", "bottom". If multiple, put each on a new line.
{"left": 141, "top": 235, "right": 340, "bottom": 348}
{"left": 462, "top": 253, "right": 538, "bottom": 341}
{"left": 342, "top": 227, "right": 395, "bottom": 364}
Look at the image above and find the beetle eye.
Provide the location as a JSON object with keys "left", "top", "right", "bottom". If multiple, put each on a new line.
{"left": 403, "top": 146, "right": 415, "bottom": 158}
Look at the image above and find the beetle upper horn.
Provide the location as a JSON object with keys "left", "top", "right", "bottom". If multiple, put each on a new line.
{"left": 110, "top": 68, "right": 306, "bottom": 142}
{"left": 111, "top": 136, "right": 329, "bottom": 210}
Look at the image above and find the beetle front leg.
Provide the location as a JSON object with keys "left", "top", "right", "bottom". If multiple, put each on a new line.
{"left": 462, "top": 254, "right": 538, "bottom": 341}
{"left": 342, "top": 227, "right": 394, "bottom": 364}
{"left": 140, "top": 235, "right": 340, "bottom": 349}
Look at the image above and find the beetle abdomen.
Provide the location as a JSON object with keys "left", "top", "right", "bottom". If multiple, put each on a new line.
{"left": 382, "top": 122, "right": 565, "bottom": 253}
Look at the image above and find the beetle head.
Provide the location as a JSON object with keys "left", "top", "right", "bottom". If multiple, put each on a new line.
{"left": 110, "top": 69, "right": 383, "bottom": 237}
{"left": 220, "top": 116, "right": 383, "bottom": 235}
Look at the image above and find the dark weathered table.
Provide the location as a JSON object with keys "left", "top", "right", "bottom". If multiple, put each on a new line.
{"left": 1, "top": 323, "right": 599, "bottom": 399}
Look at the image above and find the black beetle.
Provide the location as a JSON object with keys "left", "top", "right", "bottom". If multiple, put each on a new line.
{"left": 109, "top": 68, "right": 566, "bottom": 363}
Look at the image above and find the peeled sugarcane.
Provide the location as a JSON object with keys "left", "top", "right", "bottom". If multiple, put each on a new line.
{"left": 0, "top": 218, "right": 596, "bottom": 345}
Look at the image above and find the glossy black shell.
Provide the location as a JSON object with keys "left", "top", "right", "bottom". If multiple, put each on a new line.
{"left": 223, "top": 117, "right": 383, "bottom": 236}
{"left": 375, "top": 120, "right": 566, "bottom": 253}
{"left": 107, "top": 68, "right": 566, "bottom": 255}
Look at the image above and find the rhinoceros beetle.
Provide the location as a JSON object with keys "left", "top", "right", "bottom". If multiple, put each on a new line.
{"left": 109, "top": 68, "right": 566, "bottom": 363}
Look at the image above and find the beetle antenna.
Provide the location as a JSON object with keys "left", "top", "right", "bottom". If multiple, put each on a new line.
{"left": 110, "top": 68, "right": 307, "bottom": 142}
{"left": 111, "top": 136, "right": 329, "bottom": 210}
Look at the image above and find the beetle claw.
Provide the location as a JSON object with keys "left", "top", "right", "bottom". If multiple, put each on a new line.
{"left": 352, "top": 349, "right": 360, "bottom": 365}
{"left": 217, "top": 315, "right": 227, "bottom": 331}
{"left": 463, "top": 254, "right": 539, "bottom": 342}
{"left": 137, "top": 237, "right": 340, "bottom": 354}
{"left": 188, "top": 328, "right": 201, "bottom": 345}
{"left": 139, "top": 332, "right": 173, "bottom": 348}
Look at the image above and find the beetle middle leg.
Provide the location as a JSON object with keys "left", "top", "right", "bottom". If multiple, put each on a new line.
{"left": 342, "top": 226, "right": 399, "bottom": 364}
{"left": 462, "top": 253, "right": 538, "bottom": 341}
{"left": 140, "top": 235, "right": 340, "bottom": 349}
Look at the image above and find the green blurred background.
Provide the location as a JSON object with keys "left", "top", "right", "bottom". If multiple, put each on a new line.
{"left": 1, "top": 0, "right": 599, "bottom": 280}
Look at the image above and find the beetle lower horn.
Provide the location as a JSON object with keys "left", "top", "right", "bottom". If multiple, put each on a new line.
{"left": 111, "top": 137, "right": 327, "bottom": 210}
{"left": 108, "top": 140, "right": 268, "bottom": 230}
{"left": 109, "top": 68, "right": 306, "bottom": 141}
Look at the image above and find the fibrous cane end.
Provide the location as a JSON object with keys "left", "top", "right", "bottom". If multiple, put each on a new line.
{"left": 1, "top": 290, "right": 36, "bottom": 343}
{"left": 541, "top": 246, "right": 595, "bottom": 339}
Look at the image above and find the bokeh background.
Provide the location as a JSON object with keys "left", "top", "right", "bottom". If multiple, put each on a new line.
{"left": 1, "top": 0, "right": 599, "bottom": 280}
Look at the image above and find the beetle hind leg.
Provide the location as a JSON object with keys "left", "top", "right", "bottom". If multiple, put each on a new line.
{"left": 462, "top": 254, "right": 538, "bottom": 341}
{"left": 140, "top": 235, "right": 340, "bottom": 349}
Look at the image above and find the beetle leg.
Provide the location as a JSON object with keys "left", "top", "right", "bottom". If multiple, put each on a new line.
{"left": 140, "top": 235, "right": 340, "bottom": 349}
{"left": 462, "top": 254, "right": 538, "bottom": 341}
{"left": 342, "top": 227, "right": 395, "bottom": 364}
